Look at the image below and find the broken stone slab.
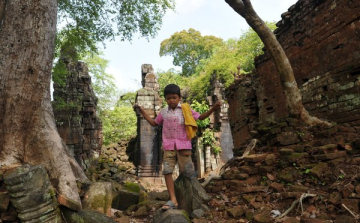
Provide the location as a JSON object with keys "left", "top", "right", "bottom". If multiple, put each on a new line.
{"left": 243, "top": 153, "right": 268, "bottom": 163}
{"left": 310, "top": 162, "right": 329, "bottom": 178}
{"left": 81, "top": 182, "right": 113, "bottom": 216}
{"left": 279, "top": 168, "right": 300, "bottom": 183}
{"left": 313, "top": 151, "right": 347, "bottom": 161}
{"left": 61, "top": 207, "right": 117, "bottom": 223}
{"left": 276, "top": 131, "right": 300, "bottom": 146}
{"left": 253, "top": 209, "right": 273, "bottom": 223}
{"left": 190, "top": 208, "right": 205, "bottom": 219}
{"left": 174, "top": 174, "right": 211, "bottom": 215}
{"left": 112, "top": 183, "right": 140, "bottom": 210}
{"left": 279, "top": 148, "right": 294, "bottom": 155}
{"left": 238, "top": 186, "right": 267, "bottom": 193}
{"left": 269, "top": 182, "right": 284, "bottom": 192}
{"left": 153, "top": 209, "right": 191, "bottom": 223}
{"left": 3, "top": 165, "right": 62, "bottom": 223}
{"left": 283, "top": 152, "right": 309, "bottom": 163}
{"left": 226, "top": 206, "right": 245, "bottom": 218}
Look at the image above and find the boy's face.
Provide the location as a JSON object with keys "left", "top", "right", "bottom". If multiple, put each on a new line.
{"left": 165, "top": 94, "right": 180, "bottom": 109}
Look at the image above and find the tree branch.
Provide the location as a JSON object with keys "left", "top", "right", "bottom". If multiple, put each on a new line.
{"left": 201, "top": 139, "right": 258, "bottom": 187}
{"left": 278, "top": 193, "right": 316, "bottom": 218}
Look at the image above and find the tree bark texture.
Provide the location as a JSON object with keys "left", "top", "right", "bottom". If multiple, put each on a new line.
{"left": 0, "top": 0, "right": 83, "bottom": 210}
{"left": 225, "top": 0, "right": 330, "bottom": 126}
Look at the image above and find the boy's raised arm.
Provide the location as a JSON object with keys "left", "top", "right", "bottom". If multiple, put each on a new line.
{"left": 133, "top": 104, "right": 158, "bottom": 126}
{"left": 198, "top": 100, "right": 222, "bottom": 120}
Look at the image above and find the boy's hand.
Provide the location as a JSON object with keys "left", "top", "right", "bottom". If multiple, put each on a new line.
{"left": 133, "top": 103, "right": 141, "bottom": 114}
{"left": 213, "top": 100, "right": 222, "bottom": 110}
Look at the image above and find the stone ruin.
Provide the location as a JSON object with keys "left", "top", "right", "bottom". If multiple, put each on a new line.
{"left": 196, "top": 76, "right": 234, "bottom": 178}
{"left": 52, "top": 54, "right": 102, "bottom": 170}
{"left": 201, "top": 0, "right": 360, "bottom": 222}
{"left": 228, "top": 0, "right": 360, "bottom": 148}
{"left": 135, "top": 64, "right": 163, "bottom": 177}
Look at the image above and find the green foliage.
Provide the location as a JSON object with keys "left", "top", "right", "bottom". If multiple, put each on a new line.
{"left": 118, "top": 92, "right": 137, "bottom": 106}
{"left": 160, "top": 28, "right": 223, "bottom": 77}
{"left": 237, "top": 22, "right": 277, "bottom": 72}
{"left": 188, "top": 22, "right": 277, "bottom": 101}
{"left": 202, "top": 128, "right": 215, "bottom": 146}
{"left": 83, "top": 53, "right": 120, "bottom": 112}
{"left": 189, "top": 39, "right": 238, "bottom": 101}
{"left": 57, "top": 0, "right": 175, "bottom": 56}
{"left": 190, "top": 100, "right": 210, "bottom": 129}
{"left": 52, "top": 59, "right": 70, "bottom": 87}
{"left": 101, "top": 106, "right": 137, "bottom": 145}
{"left": 156, "top": 69, "right": 188, "bottom": 96}
{"left": 212, "top": 145, "right": 222, "bottom": 155}
{"left": 52, "top": 96, "right": 79, "bottom": 112}
{"left": 156, "top": 69, "right": 189, "bottom": 105}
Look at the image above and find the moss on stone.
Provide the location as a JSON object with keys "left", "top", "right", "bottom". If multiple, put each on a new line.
{"left": 138, "top": 191, "right": 148, "bottom": 203}
{"left": 180, "top": 209, "right": 191, "bottom": 222}
{"left": 124, "top": 182, "right": 140, "bottom": 193}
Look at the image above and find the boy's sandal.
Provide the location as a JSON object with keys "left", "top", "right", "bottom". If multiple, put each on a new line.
{"left": 162, "top": 200, "right": 178, "bottom": 210}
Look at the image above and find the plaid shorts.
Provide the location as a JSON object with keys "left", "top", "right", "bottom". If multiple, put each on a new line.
{"left": 162, "top": 148, "right": 194, "bottom": 178}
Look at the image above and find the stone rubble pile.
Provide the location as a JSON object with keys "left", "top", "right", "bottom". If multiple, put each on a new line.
{"left": 202, "top": 123, "right": 360, "bottom": 223}
{"left": 87, "top": 140, "right": 137, "bottom": 182}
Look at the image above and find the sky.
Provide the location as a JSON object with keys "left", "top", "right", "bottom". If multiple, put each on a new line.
{"left": 102, "top": 0, "right": 299, "bottom": 92}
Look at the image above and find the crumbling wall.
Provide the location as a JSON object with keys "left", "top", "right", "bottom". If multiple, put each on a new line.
{"left": 228, "top": 0, "right": 360, "bottom": 148}
{"left": 256, "top": 0, "right": 360, "bottom": 124}
{"left": 53, "top": 58, "right": 102, "bottom": 170}
{"left": 226, "top": 74, "right": 259, "bottom": 151}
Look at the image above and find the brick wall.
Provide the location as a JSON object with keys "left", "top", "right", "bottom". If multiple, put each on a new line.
{"left": 53, "top": 60, "right": 102, "bottom": 169}
{"left": 228, "top": 0, "right": 360, "bottom": 148}
{"left": 256, "top": 0, "right": 360, "bottom": 124}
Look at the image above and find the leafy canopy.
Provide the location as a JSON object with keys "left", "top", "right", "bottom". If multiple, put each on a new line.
{"left": 82, "top": 52, "right": 119, "bottom": 112}
{"left": 188, "top": 22, "right": 276, "bottom": 101}
{"left": 159, "top": 28, "right": 223, "bottom": 77}
{"left": 56, "top": 0, "right": 175, "bottom": 56}
{"left": 101, "top": 106, "right": 137, "bottom": 145}
{"left": 156, "top": 68, "right": 188, "bottom": 103}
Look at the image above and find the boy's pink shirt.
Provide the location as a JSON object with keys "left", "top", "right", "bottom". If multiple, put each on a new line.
{"left": 154, "top": 103, "right": 200, "bottom": 150}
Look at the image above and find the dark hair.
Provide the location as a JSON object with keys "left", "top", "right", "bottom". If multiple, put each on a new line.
{"left": 164, "top": 84, "right": 181, "bottom": 97}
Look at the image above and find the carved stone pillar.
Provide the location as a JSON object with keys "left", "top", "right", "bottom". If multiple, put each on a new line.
{"left": 135, "top": 64, "right": 163, "bottom": 177}
{"left": 208, "top": 77, "right": 234, "bottom": 163}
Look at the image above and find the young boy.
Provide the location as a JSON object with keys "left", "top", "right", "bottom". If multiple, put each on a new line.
{"left": 134, "top": 84, "right": 221, "bottom": 210}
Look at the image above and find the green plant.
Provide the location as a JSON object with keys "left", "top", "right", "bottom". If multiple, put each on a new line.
{"left": 212, "top": 145, "right": 222, "bottom": 155}
{"left": 202, "top": 128, "right": 215, "bottom": 146}
{"left": 297, "top": 131, "right": 305, "bottom": 137}
{"left": 261, "top": 176, "right": 268, "bottom": 184}
{"left": 191, "top": 100, "right": 210, "bottom": 129}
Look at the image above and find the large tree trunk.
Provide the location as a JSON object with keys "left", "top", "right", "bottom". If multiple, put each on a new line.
{"left": 0, "top": 0, "right": 84, "bottom": 210}
{"left": 225, "top": 0, "right": 330, "bottom": 126}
